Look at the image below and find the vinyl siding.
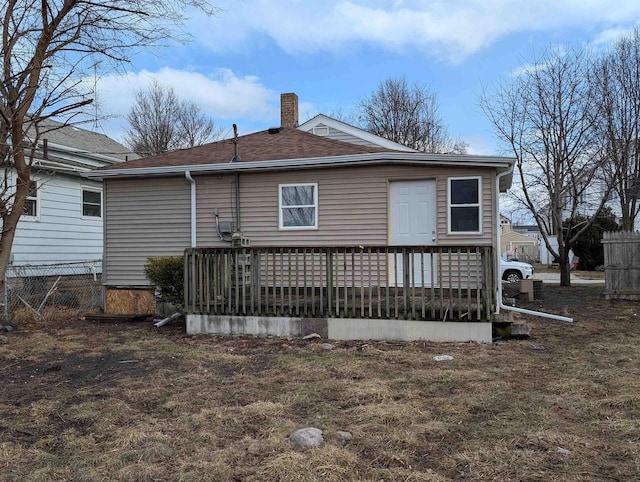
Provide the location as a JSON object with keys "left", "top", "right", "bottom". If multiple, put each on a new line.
{"left": 104, "top": 177, "right": 191, "bottom": 286}
{"left": 305, "top": 123, "right": 384, "bottom": 148}
{"left": 198, "top": 165, "right": 495, "bottom": 246}
{"left": 105, "top": 164, "right": 497, "bottom": 287}
{"left": 11, "top": 171, "right": 104, "bottom": 265}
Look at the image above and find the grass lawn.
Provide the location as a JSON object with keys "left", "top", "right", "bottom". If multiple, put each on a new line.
{"left": 1, "top": 285, "right": 639, "bottom": 481}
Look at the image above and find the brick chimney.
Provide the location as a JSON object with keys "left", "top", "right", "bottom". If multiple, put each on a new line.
{"left": 280, "top": 93, "right": 299, "bottom": 128}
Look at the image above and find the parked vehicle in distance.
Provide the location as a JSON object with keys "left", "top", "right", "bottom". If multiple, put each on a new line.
{"left": 501, "top": 257, "right": 534, "bottom": 282}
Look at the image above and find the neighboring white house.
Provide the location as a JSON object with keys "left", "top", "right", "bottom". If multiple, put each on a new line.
{"left": 298, "top": 112, "right": 417, "bottom": 152}
{"left": 9, "top": 119, "right": 135, "bottom": 268}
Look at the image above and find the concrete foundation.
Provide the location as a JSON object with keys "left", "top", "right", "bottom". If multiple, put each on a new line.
{"left": 186, "top": 314, "right": 493, "bottom": 343}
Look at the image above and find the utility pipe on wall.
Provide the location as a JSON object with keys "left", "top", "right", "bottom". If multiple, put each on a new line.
{"left": 235, "top": 172, "right": 241, "bottom": 230}
{"left": 494, "top": 166, "right": 573, "bottom": 323}
{"left": 231, "top": 124, "right": 241, "bottom": 231}
{"left": 185, "top": 170, "right": 197, "bottom": 247}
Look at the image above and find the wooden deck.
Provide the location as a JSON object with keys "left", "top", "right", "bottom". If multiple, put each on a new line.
{"left": 184, "top": 245, "right": 496, "bottom": 322}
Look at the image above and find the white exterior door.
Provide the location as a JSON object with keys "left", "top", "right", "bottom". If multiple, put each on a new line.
{"left": 389, "top": 180, "right": 437, "bottom": 286}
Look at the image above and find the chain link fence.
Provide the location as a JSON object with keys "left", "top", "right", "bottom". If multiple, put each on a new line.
{"left": 4, "top": 260, "right": 102, "bottom": 319}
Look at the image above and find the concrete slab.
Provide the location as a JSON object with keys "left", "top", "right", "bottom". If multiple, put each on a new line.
{"left": 187, "top": 314, "right": 493, "bottom": 343}
{"left": 328, "top": 318, "right": 492, "bottom": 343}
{"left": 534, "top": 273, "right": 604, "bottom": 285}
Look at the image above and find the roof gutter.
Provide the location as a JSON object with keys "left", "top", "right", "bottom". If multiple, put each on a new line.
{"left": 87, "top": 153, "right": 514, "bottom": 181}
{"left": 185, "top": 170, "right": 196, "bottom": 248}
{"left": 38, "top": 140, "right": 127, "bottom": 165}
{"left": 494, "top": 165, "right": 573, "bottom": 323}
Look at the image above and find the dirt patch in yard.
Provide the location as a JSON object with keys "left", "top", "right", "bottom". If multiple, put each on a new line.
{"left": 1, "top": 285, "right": 639, "bottom": 481}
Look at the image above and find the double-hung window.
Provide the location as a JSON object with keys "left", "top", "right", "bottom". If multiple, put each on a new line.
{"left": 448, "top": 176, "right": 481, "bottom": 233}
{"left": 279, "top": 183, "right": 318, "bottom": 229}
{"left": 22, "top": 180, "right": 39, "bottom": 219}
{"left": 82, "top": 187, "right": 102, "bottom": 218}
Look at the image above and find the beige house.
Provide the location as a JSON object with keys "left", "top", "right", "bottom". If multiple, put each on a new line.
{"left": 88, "top": 95, "right": 515, "bottom": 342}
{"left": 500, "top": 215, "right": 540, "bottom": 262}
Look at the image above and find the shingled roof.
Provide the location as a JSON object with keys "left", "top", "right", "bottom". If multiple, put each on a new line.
{"left": 31, "top": 118, "right": 136, "bottom": 162}
{"left": 97, "top": 127, "right": 394, "bottom": 171}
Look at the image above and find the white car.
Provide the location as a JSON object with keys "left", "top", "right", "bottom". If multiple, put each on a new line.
{"left": 501, "top": 257, "right": 534, "bottom": 283}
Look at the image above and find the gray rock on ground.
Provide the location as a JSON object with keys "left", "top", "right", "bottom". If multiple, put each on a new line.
{"left": 289, "top": 427, "right": 323, "bottom": 447}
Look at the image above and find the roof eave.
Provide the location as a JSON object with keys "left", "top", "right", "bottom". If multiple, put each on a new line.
{"left": 86, "top": 152, "right": 515, "bottom": 181}
{"left": 39, "top": 141, "right": 129, "bottom": 165}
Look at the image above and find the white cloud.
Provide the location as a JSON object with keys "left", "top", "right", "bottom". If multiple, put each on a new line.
{"left": 463, "top": 135, "right": 497, "bottom": 156}
{"left": 190, "top": 0, "right": 640, "bottom": 62}
{"left": 87, "top": 68, "right": 280, "bottom": 141}
{"left": 510, "top": 45, "right": 568, "bottom": 77}
{"left": 593, "top": 27, "right": 635, "bottom": 46}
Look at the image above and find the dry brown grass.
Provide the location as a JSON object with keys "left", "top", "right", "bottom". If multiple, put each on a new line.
{"left": 1, "top": 285, "right": 640, "bottom": 481}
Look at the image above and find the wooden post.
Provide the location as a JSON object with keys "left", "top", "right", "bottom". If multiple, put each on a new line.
{"left": 350, "top": 250, "right": 356, "bottom": 317}
{"left": 475, "top": 247, "right": 481, "bottom": 320}
{"left": 420, "top": 249, "right": 425, "bottom": 319}
{"left": 252, "top": 251, "right": 259, "bottom": 315}
{"left": 403, "top": 248, "right": 410, "bottom": 318}
{"left": 326, "top": 249, "right": 333, "bottom": 316}
{"left": 184, "top": 250, "right": 190, "bottom": 313}
{"left": 386, "top": 247, "right": 391, "bottom": 318}
{"left": 430, "top": 247, "right": 436, "bottom": 320}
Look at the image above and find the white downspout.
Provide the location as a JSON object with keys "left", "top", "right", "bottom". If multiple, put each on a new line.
{"left": 494, "top": 166, "right": 573, "bottom": 323}
{"left": 185, "top": 171, "right": 196, "bottom": 248}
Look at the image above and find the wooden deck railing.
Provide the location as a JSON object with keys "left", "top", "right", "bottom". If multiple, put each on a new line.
{"left": 184, "top": 246, "right": 495, "bottom": 321}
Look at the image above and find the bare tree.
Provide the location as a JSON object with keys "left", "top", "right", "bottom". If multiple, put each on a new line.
{"left": 480, "top": 46, "right": 611, "bottom": 286}
{"left": 179, "top": 99, "right": 224, "bottom": 148}
{"left": 125, "top": 81, "right": 223, "bottom": 155}
{"left": 125, "top": 81, "right": 181, "bottom": 155}
{"left": 358, "top": 76, "right": 467, "bottom": 153}
{"left": 592, "top": 28, "right": 640, "bottom": 231}
{"left": 325, "top": 108, "right": 358, "bottom": 126}
{"left": 0, "top": 0, "right": 218, "bottom": 291}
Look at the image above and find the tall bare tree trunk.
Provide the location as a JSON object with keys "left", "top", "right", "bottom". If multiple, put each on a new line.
{"left": 0, "top": 124, "right": 29, "bottom": 296}
{"left": 0, "top": 0, "right": 219, "bottom": 308}
{"left": 558, "top": 243, "right": 571, "bottom": 287}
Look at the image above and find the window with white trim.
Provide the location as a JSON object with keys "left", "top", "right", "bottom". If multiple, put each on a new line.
{"left": 448, "top": 177, "right": 481, "bottom": 233}
{"left": 22, "top": 180, "right": 38, "bottom": 219}
{"left": 279, "top": 183, "right": 318, "bottom": 229}
{"left": 82, "top": 187, "right": 102, "bottom": 218}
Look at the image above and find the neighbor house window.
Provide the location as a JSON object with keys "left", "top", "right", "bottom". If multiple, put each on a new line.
{"left": 448, "top": 177, "right": 481, "bottom": 233}
{"left": 279, "top": 183, "right": 318, "bottom": 229}
{"left": 22, "top": 180, "right": 38, "bottom": 219}
{"left": 82, "top": 187, "right": 102, "bottom": 218}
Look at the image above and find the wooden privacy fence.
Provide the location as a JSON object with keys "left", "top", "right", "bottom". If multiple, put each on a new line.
{"left": 184, "top": 245, "right": 496, "bottom": 321}
{"left": 603, "top": 231, "right": 640, "bottom": 300}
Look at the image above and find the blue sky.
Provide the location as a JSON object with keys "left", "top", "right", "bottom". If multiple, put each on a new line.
{"left": 90, "top": 0, "right": 640, "bottom": 155}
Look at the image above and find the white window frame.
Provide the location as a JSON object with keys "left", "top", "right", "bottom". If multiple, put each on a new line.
{"left": 21, "top": 179, "right": 40, "bottom": 222}
{"left": 447, "top": 176, "right": 482, "bottom": 234}
{"left": 81, "top": 186, "right": 103, "bottom": 219}
{"left": 278, "top": 182, "right": 319, "bottom": 230}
